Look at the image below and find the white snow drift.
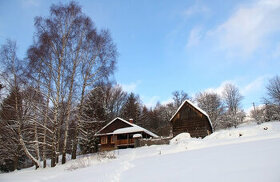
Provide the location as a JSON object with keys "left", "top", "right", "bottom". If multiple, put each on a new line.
{"left": 1, "top": 121, "right": 280, "bottom": 182}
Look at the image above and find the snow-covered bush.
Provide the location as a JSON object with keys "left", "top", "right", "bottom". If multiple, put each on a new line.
{"left": 97, "top": 151, "right": 116, "bottom": 161}
{"left": 66, "top": 156, "right": 93, "bottom": 171}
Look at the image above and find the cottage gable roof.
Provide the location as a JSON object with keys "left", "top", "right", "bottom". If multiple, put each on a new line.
{"left": 170, "top": 99, "right": 213, "bottom": 130}
{"left": 95, "top": 117, "right": 158, "bottom": 138}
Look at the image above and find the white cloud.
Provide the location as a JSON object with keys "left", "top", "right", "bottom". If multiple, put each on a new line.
{"left": 161, "top": 97, "right": 173, "bottom": 105}
{"left": 240, "top": 76, "right": 268, "bottom": 95}
{"left": 141, "top": 96, "right": 160, "bottom": 108}
{"left": 203, "top": 76, "right": 269, "bottom": 114}
{"left": 186, "top": 26, "right": 202, "bottom": 48}
{"left": 183, "top": 1, "right": 210, "bottom": 18}
{"left": 208, "top": 0, "right": 280, "bottom": 56}
{"left": 204, "top": 80, "right": 235, "bottom": 96}
{"left": 204, "top": 76, "right": 268, "bottom": 97}
{"left": 120, "top": 80, "right": 141, "bottom": 93}
{"left": 245, "top": 104, "right": 265, "bottom": 115}
{"left": 142, "top": 96, "right": 175, "bottom": 108}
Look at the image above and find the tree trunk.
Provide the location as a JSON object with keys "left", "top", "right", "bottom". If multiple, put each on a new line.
{"left": 71, "top": 74, "right": 87, "bottom": 159}
{"left": 34, "top": 120, "right": 40, "bottom": 165}
{"left": 51, "top": 149, "right": 56, "bottom": 167}
{"left": 42, "top": 94, "right": 50, "bottom": 168}
{"left": 62, "top": 56, "right": 78, "bottom": 164}
{"left": 56, "top": 119, "right": 61, "bottom": 164}
{"left": 13, "top": 72, "right": 41, "bottom": 168}
{"left": 18, "top": 132, "right": 41, "bottom": 168}
{"left": 43, "top": 160, "right": 47, "bottom": 168}
{"left": 71, "top": 135, "right": 77, "bottom": 159}
{"left": 51, "top": 106, "right": 58, "bottom": 167}
{"left": 51, "top": 53, "right": 63, "bottom": 167}
{"left": 13, "top": 155, "right": 18, "bottom": 171}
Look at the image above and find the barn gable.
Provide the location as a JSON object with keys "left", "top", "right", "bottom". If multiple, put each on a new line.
{"left": 170, "top": 100, "right": 213, "bottom": 138}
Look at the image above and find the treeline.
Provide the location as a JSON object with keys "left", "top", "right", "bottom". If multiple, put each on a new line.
{"left": 195, "top": 79, "right": 280, "bottom": 130}
{"left": 0, "top": 1, "right": 280, "bottom": 173}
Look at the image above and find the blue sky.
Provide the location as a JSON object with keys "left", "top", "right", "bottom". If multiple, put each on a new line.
{"left": 0, "top": 0, "right": 280, "bottom": 111}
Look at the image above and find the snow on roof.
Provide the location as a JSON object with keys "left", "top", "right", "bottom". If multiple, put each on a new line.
{"left": 133, "top": 134, "right": 142, "bottom": 138}
{"left": 95, "top": 117, "right": 158, "bottom": 138}
{"left": 169, "top": 99, "right": 213, "bottom": 130}
{"left": 113, "top": 125, "right": 158, "bottom": 138}
{"left": 113, "top": 126, "right": 144, "bottom": 134}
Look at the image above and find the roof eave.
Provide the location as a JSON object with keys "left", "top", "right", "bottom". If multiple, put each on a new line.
{"left": 95, "top": 117, "right": 158, "bottom": 137}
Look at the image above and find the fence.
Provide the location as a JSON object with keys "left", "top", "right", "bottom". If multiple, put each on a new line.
{"left": 135, "top": 137, "right": 172, "bottom": 147}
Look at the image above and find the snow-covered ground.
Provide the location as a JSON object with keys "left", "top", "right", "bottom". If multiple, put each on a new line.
{"left": 1, "top": 121, "right": 280, "bottom": 182}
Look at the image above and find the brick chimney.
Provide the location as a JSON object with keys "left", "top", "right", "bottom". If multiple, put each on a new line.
{"left": 129, "top": 118, "right": 133, "bottom": 123}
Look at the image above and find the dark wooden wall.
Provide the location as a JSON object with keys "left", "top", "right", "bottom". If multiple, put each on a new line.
{"left": 171, "top": 102, "right": 212, "bottom": 138}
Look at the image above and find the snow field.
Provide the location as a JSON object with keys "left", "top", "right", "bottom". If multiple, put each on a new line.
{"left": 1, "top": 121, "right": 280, "bottom": 182}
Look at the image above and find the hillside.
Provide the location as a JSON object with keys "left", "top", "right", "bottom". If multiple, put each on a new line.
{"left": 1, "top": 121, "right": 280, "bottom": 182}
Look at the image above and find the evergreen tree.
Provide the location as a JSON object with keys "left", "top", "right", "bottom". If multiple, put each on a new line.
{"left": 0, "top": 87, "right": 24, "bottom": 171}
{"left": 121, "top": 93, "right": 141, "bottom": 123}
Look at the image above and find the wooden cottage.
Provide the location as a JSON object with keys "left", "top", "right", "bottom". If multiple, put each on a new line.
{"left": 95, "top": 117, "right": 158, "bottom": 151}
{"left": 170, "top": 100, "right": 213, "bottom": 138}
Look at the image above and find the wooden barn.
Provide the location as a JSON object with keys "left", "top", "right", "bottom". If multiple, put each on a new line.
{"left": 95, "top": 117, "right": 158, "bottom": 151}
{"left": 170, "top": 100, "right": 213, "bottom": 138}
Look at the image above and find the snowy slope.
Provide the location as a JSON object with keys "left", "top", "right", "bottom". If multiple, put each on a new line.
{"left": 1, "top": 121, "right": 280, "bottom": 182}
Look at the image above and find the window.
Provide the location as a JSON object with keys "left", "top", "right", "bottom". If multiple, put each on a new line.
{"left": 111, "top": 136, "right": 115, "bottom": 144}
{"left": 101, "top": 136, "right": 107, "bottom": 144}
{"left": 117, "top": 134, "right": 128, "bottom": 140}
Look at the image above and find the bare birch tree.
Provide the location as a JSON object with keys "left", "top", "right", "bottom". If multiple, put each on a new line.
{"left": 28, "top": 2, "right": 117, "bottom": 164}
{"left": 263, "top": 75, "right": 280, "bottom": 120}
{"left": 172, "top": 90, "right": 189, "bottom": 109}
{"left": 222, "top": 83, "right": 244, "bottom": 128}
{"left": 222, "top": 83, "right": 243, "bottom": 115}
{"left": 196, "top": 92, "right": 224, "bottom": 130}
{"left": 71, "top": 28, "right": 117, "bottom": 159}
{"left": 27, "top": 41, "right": 53, "bottom": 168}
